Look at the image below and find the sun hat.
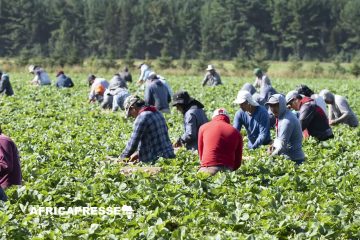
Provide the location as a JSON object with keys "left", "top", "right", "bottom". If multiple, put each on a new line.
{"left": 233, "top": 90, "right": 259, "bottom": 106}
{"left": 206, "top": 65, "right": 215, "bottom": 71}
{"left": 172, "top": 91, "right": 193, "bottom": 106}
{"left": 124, "top": 95, "right": 142, "bottom": 117}
{"left": 265, "top": 95, "right": 280, "bottom": 105}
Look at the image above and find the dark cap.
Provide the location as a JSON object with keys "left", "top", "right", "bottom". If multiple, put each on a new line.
{"left": 56, "top": 71, "right": 64, "bottom": 77}
{"left": 88, "top": 74, "right": 96, "bottom": 81}
{"left": 172, "top": 91, "right": 193, "bottom": 106}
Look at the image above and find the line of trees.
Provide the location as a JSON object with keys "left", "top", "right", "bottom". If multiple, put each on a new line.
{"left": 0, "top": 0, "right": 360, "bottom": 65}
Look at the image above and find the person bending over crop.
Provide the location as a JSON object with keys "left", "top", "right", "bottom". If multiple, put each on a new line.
{"left": 296, "top": 85, "right": 327, "bottom": 117}
{"left": 0, "top": 127, "right": 22, "bottom": 201}
{"left": 198, "top": 108, "right": 243, "bottom": 176}
{"left": 28, "top": 65, "right": 51, "bottom": 86}
{"left": 233, "top": 90, "right": 271, "bottom": 149}
{"left": 202, "top": 65, "right": 222, "bottom": 86}
{"left": 120, "top": 95, "right": 175, "bottom": 163}
{"left": 0, "top": 71, "right": 14, "bottom": 96}
{"left": 266, "top": 94, "right": 305, "bottom": 164}
{"left": 319, "top": 90, "right": 358, "bottom": 127}
{"left": 144, "top": 72, "right": 171, "bottom": 113}
{"left": 253, "top": 68, "right": 271, "bottom": 89}
{"left": 55, "top": 71, "right": 74, "bottom": 88}
{"left": 172, "top": 91, "right": 208, "bottom": 151}
{"left": 286, "top": 91, "right": 334, "bottom": 141}
{"left": 88, "top": 74, "right": 109, "bottom": 103}
{"left": 101, "top": 73, "right": 128, "bottom": 109}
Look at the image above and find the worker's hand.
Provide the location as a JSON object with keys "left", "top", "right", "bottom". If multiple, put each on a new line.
{"left": 129, "top": 153, "right": 139, "bottom": 162}
{"left": 89, "top": 98, "right": 96, "bottom": 103}
{"left": 173, "top": 140, "right": 182, "bottom": 148}
{"left": 267, "top": 145, "right": 275, "bottom": 155}
{"left": 137, "top": 80, "right": 144, "bottom": 86}
{"left": 329, "top": 119, "right": 336, "bottom": 125}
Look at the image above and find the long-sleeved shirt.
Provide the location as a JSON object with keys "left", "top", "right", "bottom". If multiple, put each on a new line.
{"left": 138, "top": 64, "right": 151, "bottom": 82}
{"left": 0, "top": 74, "right": 14, "bottom": 96}
{"left": 198, "top": 115, "right": 243, "bottom": 170}
{"left": 179, "top": 105, "right": 208, "bottom": 150}
{"left": 144, "top": 79, "right": 171, "bottom": 112}
{"left": 233, "top": 105, "right": 271, "bottom": 149}
{"left": 121, "top": 107, "right": 175, "bottom": 163}
{"left": 32, "top": 68, "right": 51, "bottom": 85}
{"left": 0, "top": 134, "right": 22, "bottom": 189}
{"left": 258, "top": 85, "right": 277, "bottom": 106}
{"left": 298, "top": 97, "right": 333, "bottom": 141}
{"left": 271, "top": 94, "right": 305, "bottom": 161}
{"left": 120, "top": 71, "right": 132, "bottom": 82}
{"left": 89, "top": 78, "right": 109, "bottom": 100}
{"left": 112, "top": 88, "right": 131, "bottom": 111}
{"left": 56, "top": 74, "right": 74, "bottom": 88}
{"left": 329, "top": 95, "right": 358, "bottom": 127}
{"left": 253, "top": 75, "right": 271, "bottom": 88}
{"left": 109, "top": 75, "right": 127, "bottom": 89}
{"left": 202, "top": 72, "right": 222, "bottom": 86}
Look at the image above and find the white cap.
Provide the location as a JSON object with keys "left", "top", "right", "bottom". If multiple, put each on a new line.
{"left": 233, "top": 90, "right": 259, "bottom": 106}
{"left": 28, "top": 65, "right": 36, "bottom": 73}
{"left": 212, "top": 108, "right": 229, "bottom": 119}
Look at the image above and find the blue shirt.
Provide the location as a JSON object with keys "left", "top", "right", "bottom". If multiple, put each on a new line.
{"left": 121, "top": 109, "right": 175, "bottom": 163}
{"left": 144, "top": 79, "right": 171, "bottom": 112}
{"left": 233, "top": 105, "right": 271, "bottom": 149}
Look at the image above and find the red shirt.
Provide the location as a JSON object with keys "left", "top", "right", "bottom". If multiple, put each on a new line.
{"left": 198, "top": 115, "right": 243, "bottom": 170}
{"left": 0, "top": 134, "right": 22, "bottom": 189}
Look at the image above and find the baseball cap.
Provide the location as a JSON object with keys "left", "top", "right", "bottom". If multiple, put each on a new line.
{"left": 212, "top": 108, "right": 229, "bottom": 119}
{"left": 124, "top": 95, "right": 141, "bottom": 117}
{"left": 233, "top": 90, "right": 259, "bottom": 106}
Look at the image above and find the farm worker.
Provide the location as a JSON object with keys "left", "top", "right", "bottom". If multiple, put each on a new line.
{"left": 319, "top": 90, "right": 358, "bottom": 127}
{"left": 296, "top": 85, "right": 327, "bottom": 117}
{"left": 28, "top": 65, "right": 51, "bottom": 85}
{"left": 202, "top": 65, "right": 222, "bottom": 86}
{"left": 88, "top": 74, "right": 109, "bottom": 103}
{"left": 233, "top": 90, "right": 271, "bottom": 149}
{"left": 241, "top": 83, "right": 257, "bottom": 95}
{"left": 120, "top": 95, "right": 175, "bottom": 163}
{"left": 137, "top": 63, "right": 152, "bottom": 85}
{"left": 253, "top": 68, "right": 271, "bottom": 89}
{"left": 198, "top": 108, "right": 243, "bottom": 176}
{"left": 0, "top": 128, "right": 22, "bottom": 190}
{"left": 101, "top": 74, "right": 128, "bottom": 109}
{"left": 112, "top": 87, "right": 131, "bottom": 112}
{"left": 144, "top": 72, "right": 171, "bottom": 113}
{"left": 286, "top": 91, "right": 334, "bottom": 141}
{"left": 147, "top": 71, "right": 173, "bottom": 97}
{"left": 119, "top": 67, "right": 132, "bottom": 83}
{"left": 55, "top": 71, "right": 74, "bottom": 88}
{"left": 172, "top": 91, "right": 208, "bottom": 151}
{"left": 0, "top": 71, "right": 14, "bottom": 96}
{"left": 266, "top": 94, "right": 305, "bottom": 164}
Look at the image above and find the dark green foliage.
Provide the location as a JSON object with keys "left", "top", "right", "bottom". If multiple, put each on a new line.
{"left": 0, "top": 0, "right": 359, "bottom": 63}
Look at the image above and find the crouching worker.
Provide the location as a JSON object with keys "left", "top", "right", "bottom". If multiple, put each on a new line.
{"left": 286, "top": 91, "right": 333, "bottom": 141}
{"left": 319, "top": 89, "right": 358, "bottom": 128}
{"left": 0, "top": 127, "right": 22, "bottom": 201}
{"left": 120, "top": 95, "right": 175, "bottom": 163}
{"left": 88, "top": 75, "right": 109, "bottom": 103}
{"left": 0, "top": 71, "right": 14, "bottom": 96}
{"left": 266, "top": 94, "right": 305, "bottom": 164}
{"left": 28, "top": 65, "right": 51, "bottom": 86}
{"left": 55, "top": 71, "right": 74, "bottom": 88}
{"left": 172, "top": 91, "right": 208, "bottom": 151}
{"left": 198, "top": 108, "right": 243, "bottom": 176}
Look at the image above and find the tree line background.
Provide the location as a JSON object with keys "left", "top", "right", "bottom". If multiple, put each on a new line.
{"left": 0, "top": 0, "right": 360, "bottom": 66}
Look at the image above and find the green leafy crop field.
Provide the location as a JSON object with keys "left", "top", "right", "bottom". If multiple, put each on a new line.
{"left": 0, "top": 72, "right": 359, "bottom": 239}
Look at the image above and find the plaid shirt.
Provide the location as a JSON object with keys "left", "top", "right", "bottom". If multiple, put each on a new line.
{"left": 121, "top": 108, "right": 175, "bottom": 163}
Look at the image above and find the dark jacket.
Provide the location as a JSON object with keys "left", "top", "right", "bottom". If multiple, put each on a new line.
{"left": 56, "top": 74, "right": 74, "bottom": 88}
{"left": 179, "top": 103, "right": 208, "bottom": 150}
{"left": 299, "top": 97, "right": 333, "bottom": 141}
{"left": 120, "top": 71, "right": 132, "bottom": 82}
{"left": 0, "top": 74, "right": 14, "bottom": 96}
